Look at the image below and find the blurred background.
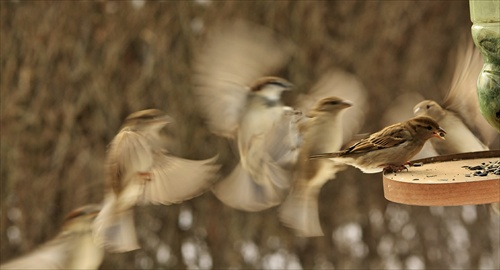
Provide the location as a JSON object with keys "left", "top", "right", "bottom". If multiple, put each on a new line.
{"left": 1, "top": 1, "right": 499, "bottom": 269}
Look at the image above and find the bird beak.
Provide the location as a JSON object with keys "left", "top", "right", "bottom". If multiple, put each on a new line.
{"left": 155, "top": 115, "right": 173, "bottom": 126}
{"left": 433, "top": 128, "right": 446, "bottom": 140}
{"left": 341, "top": 100, "right": 353, "bottom": 108}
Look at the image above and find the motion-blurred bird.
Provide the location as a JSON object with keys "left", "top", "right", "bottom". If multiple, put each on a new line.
{"left": 193, "top": 21, "right": 299, "bottom": 211}
{"left": 278, "top": 69, "right": 368, "bottom": 237}
{"left": 279, "top": 97, "right": 352, "bottom": 237}
{"left": 210, "top": 77, "right": 298, "bottom": 211}
{"left": 93, "top": 109, "right": 219, "bottom": 252}
{"left": 310, "top": 116, "right": 446, "bottom": 173}
{"left": 1, "top": 204, "right": 104, "bottom": 270}
{"left": 413, "top": 39, "right": 497, "bottom": 155}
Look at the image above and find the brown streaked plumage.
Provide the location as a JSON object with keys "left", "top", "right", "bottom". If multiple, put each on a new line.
{"left": 1, "top": 204, "right": 104, "bottom": 270}
{"left": 93, "top": 109, "right": 220, "bottom": 252}
{"left": 310, "top": 116, "right": 446, "bottom": 173}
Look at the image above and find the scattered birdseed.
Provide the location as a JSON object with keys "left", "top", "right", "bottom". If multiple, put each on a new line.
{"left": 463, "top": 160, "right": 500, "bottom": 177}
{"left": 412, "top": 162, "right": 423, "bottom": 167}
{"left": 438, "top": 179, "right": 448, "bottom": 181}
{"left": 465, "top": 174, "right": 471, "bottom": 177}
{"left": 426, "top": 174, "right": 437, "bottom": 178}
{"left": 474, "top": 170, "right": 489, "bottom": 177}
{"left": 412, "top": 178, "right": 419, "bottom": 181}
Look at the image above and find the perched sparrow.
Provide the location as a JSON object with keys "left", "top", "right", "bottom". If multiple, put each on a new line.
{"left": 413, "top": 39, "right": 497, "bottom": 155}
{"left": 194, "top": 21, "right": 299, "bottom": 211}
{"left": 279, "top": 97, "right": 352, "bottom": 237}
{"left": 310, "top": 116, "right": 446, "bottom": 173}
{"left": 1, "top": 204, "right": 104, "bottom": 270}
{"left": 93, "top": 109, "right": 220, "bottom": 252}
{"left": 381, "top": 92, "right": 439, "bottom": 160}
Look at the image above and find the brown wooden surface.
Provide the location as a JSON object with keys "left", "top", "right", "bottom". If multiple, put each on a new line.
{"left": 383, "top": 151, "right": 500, "bottom": 206}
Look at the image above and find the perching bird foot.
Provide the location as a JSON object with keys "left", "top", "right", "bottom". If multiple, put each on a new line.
{"left": 138, "top": 172, "right": 152, "bottom": 182}
{"left": 382, "top": 164, "right": 409, "bottom": 174}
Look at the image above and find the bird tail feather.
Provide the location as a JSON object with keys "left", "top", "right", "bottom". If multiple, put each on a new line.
{"left": 212, "top": 163, "right": 284, "bottom": 212}
{"left": 279, "top": 184, "right": 323, "bottom": 237}
{"left": 309, "top": 152, "right": 342, "bottom": 159}
{"left": 93, "top": 196, "right": 139, "bottom": 253}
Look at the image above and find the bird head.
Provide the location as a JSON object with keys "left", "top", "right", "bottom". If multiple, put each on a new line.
{"left": 413, "top": 100, "right": 446, "bottom": 122}
{"left": 249, "top": 76, "right": 293, "bottom": 102}
{"left": 311, "top": 96, "right": 352, "bottom": 116}
{"left": 409, "top": 116, "right": 446, "bottom": 140}
{"left": 122, "top": 109, "right": 172, "bottom": 131}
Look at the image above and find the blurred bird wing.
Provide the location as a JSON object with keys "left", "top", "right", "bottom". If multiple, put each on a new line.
{"left": 141, "top": 154, "right": 220, "bottom": 205}
{"left": 265, "top": 108, "right": 302, "bottom": 168}
{"left": 212, "top": 163, "right": 285, "bottom": 211}
{"left": 92, "top": 195, "right": 139, "bottom": 253}
{"left": 345, "top": 126, "right": 407, "bottom": 155}
{"left": 279, "top": 179, "right": 324, "bottom": 237}
{"left": 1, "top": 234, "right": 74, "bottom": 269}
{"left": 106, "top": 129, "right": 154, "bottom": 192}
{"left": 242, "top": 107, "right": 298, "bottom": 177}
{"left": 212, "top": 107, "right": 295, "bottom": 211}
{"left": 192, "top": 78, "right": 248, "bottom": 138}
{"left": 442, "top": 38, "right": 497, "bottom": 145}
{"left": 295, "top": 69, "right": 368, "bottom": 145}
{"left": 381, "top": 92, "right": 426, "bottom": 127}
{"left": 193, "top": 20, "right": 293, "bottom": 138}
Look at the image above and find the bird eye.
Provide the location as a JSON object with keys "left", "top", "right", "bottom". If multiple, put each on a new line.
{"left": 426, "top": 125, "right": 432, "bottom": 130}
{"left": 426, "top": 105, "right": 431, "bottom": 109}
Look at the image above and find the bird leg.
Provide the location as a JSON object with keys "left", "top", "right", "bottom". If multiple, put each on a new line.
{"left": 382, "top": 164, "right": 409, "bottom": 173}
{"left": 138, "top": 172, "right": 152, "bottom": 182}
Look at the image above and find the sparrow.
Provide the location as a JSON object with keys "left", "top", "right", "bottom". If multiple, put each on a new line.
{"left": 277, "top": 69, "right": 368, "bottom": 236}
{"left": 310, "top": 116, "right": 446, "bottom": 173}
{"left": 193, "top": 21, "right": 299, "bottom": 211}
{"left": 413, "top": 39, "right": 497, "bottom": 155}
{"left": 381, "top": 92, "right": 439, "bottom": 160}
{"left": 93, "top": 109, "right": 220, "bottom": 252}
{"left": 279, "top": 97, "right": 352, "bottom": 237}
{"left": 1, "top": 204, "right": 104, "bottom": 270}
{"left": 209, "top": 77, "right": 298, "bottom": 211}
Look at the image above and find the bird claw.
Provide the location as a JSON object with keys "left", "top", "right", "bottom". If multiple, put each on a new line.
{"left": 382, "top": 164, "right": 409, "bottom": 173}
{"left": 138, "top": 172, "right": 152, "bottom": 182}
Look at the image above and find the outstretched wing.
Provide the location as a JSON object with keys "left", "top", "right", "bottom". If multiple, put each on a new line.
{"left": 442, "top": 37, "right": 497, "bottom": 146}
{"left": 193, "top": 20, "right": 293, "bottom": 138}
{"left": 140, "top": 154, "right": 220, "bottom": 205}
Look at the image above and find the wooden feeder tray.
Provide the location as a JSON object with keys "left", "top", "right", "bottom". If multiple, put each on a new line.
{"left": 383, "top": 150, "right": 500, "bottom": 206}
